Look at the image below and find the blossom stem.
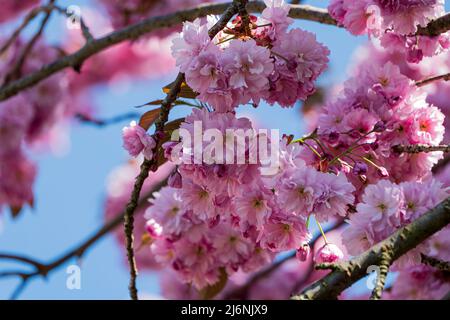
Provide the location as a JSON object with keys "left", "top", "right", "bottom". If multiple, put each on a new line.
{"left": 315, "top": 218, "right": 329, "bottom": 244}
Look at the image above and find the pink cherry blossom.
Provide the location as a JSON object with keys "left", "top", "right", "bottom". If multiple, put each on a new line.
{"left": 259, "top": 215, "right": 311, "bottom": 252}
{"left": 261, "top": 0, "right": 293, "bottom": 41}
{"left": 296, "top": 243, "right": 311, "bottom": 262}
{"left": 172, "top": 18, "right": 212, "bottom": 73}
{"left": 122, "top": 121, "right": 156, "bottom": 159}
{"left": 145, "top": 186, "right": 186, "bottom": 235}
{"left": 314, "top": 243, "right": 344, "bottom": 264}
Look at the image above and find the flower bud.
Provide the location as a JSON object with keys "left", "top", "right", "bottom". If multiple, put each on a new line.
{"left": 328, "top": 131, "right": 340, "bottom": 144}
{"left": 377, "top": 166, "right": 389, "bottom": 178}
{"left": 373, "top": 121, "right": 386, "bottom": 133}
{"left": 296, "top": 243, "right": 311, "bottom": 262}
{"left": 352, "top": 162, "right": 368, "bottom": 175}
{"left": 314, "top": 243, "right": 344, "bottom": 264}
{"left": 168, "top": 170, "right": 182, "bottom": 188}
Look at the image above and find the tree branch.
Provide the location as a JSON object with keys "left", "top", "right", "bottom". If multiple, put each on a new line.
{"left": 0, "top": 1, "right": 335, "bottom": 102}
{"left": 421, "top": 254, "right": 450, "bottom": 272}
{"left": 0, "top": 175, "right": 169, "bottom": 300}
{"left": 392, "top": 144, "right": 450, "bottom": 154}
{"left": 416, "top": 12, "right": 450, "bottom": 37}
{"left": 224, "top": 220, "right": 345, "bottom": 299}
{"left": 4, "top": 0, "right": 55, "bottom": 83}
{"left": 292, "top": 196, "right": 450, "bottom": 300}
{"left": 416, "top": 72, "right": 450, "bottom": 87}
{"left": 370, "top": 248, "right": 392, "bottom": 300}
{"left": 122, "top": 0, "right": 246, "bottom": 300}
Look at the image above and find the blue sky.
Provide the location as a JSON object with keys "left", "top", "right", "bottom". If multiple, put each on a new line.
{"left": 1, "top": 0, "right": 443, "bottom": 299}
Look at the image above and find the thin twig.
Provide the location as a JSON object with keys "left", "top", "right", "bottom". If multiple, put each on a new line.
{"left": 0, "top": 5, "right": 54, "bottom": 55}
{"left": 51, "top": 5, "right": 94, "bottom": 43}
{"left": 421, "top": 254, "right": 450, "bottom": 272}
{"left": 75, "top": 112, "right": 140, "bottom": 127}
{"left": 122, "top": 1, "right": 243, "bottom": 300}
{"left": 370, "top": 248, "right": 392, "bottom": 300}
{"left": 0, "top": 176, "right": 170, "bottom": 300}
{"left": 0, "top": 1, "right": 336, "bottom": 102}
{"left": 4, "top": 0, "right": 56, "bottom": 83}
{"left": 237, "top": 0, "right": 252, "bottom": 36}
{"left": 416, "top": 73, "right": 450, "bottom": 87}
{"left": 392, "top": 144, "right": 450, "bottom": 154}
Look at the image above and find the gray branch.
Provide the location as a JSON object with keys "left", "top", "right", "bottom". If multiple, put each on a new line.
{"left": 292, "top": 196, "right": 450, "bottom": 300}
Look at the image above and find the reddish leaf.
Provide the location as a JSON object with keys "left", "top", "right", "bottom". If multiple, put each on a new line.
{"left": 139, "top": 108, "right": 161, "bottom": 131}
{"left": 163, "top": 81, "right": 198, "bottom": 99}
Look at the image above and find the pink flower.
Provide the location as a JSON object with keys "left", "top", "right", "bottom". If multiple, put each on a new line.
{"left": 181, "top": 181, "right": 218, "bottom": 220}
{"left": 341, "top": 0, "right": 372, "bottom": 35}
{"left": 171, "top": 18, "right": 212, "bottom": 73}
{"left": 259, "top": 215, "right": 311, "bottom": 252}
{"left": 328, "top": 0, "right": 347, "bottom": 25}
{"left": 212, "top": 223, "right": 254, "bottom": 265}
{"left": 0, "top": 95, "right": 33, "bottom": 157}
{"left": 377, "top": 0, "right": 443, "bottom": 34}
{"left": 313, "top": 172, "right": 355, "bottom": 222}
{"left": 223, "top": 39, "right": 273, "bottom": 105}
{"left": 384, "top": 265, "right": 450, "bottom": 300}
{"left": 145, "top": 187, "right": 186, "bottom": 235}
{"left": 314, "top": 243, "right": 344, "bottom": 263}
{"left": 0, "top": 152, "right": 36, "bottom": 210}
{"left": 267, "top": 29, "right": 329, "bottom": 107}
{"left": 185, "top": 45, "right": 223, "bottom": 93}
{"left": 233, "top": 187, "right": 272, "bottom": 231}
{"left": 261, "top": 0, "right": 293, "bottom": 40}
{"left": 172, "top": 238, "right": 219, "bottom": 289}
{"left": 296, "top": 243, "right": 311, "bottom": 262}
{"left": 409, "top": 105, "right": 445, "bottom": 145}
{"left": 277, "top": 166, "right": 318, "bottom": 216}
{"left": 122, "top": 121, "right": 156, "bottom": 159}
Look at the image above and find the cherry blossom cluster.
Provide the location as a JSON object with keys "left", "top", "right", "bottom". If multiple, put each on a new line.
{"left": 63, "top": 7, "right": 175, "bottom": 93}
{"left": 104, "top": 159, "right": 175, "bottom": 270}
{"left": 0, "top": 0, "right": 39, "bottom": 24}
{"left": 384, "top": 226, "right": 450, "bottom": 299}
{"left": 350, "top": 42, "right": 450, "bottom": 144}
{"left": 141, "top": 108, "right": 355, "bottom": 289}
{"left": 0, "top": 39, "right": 72, "bottom": 212}
{"left": 0, "top": 5, "right": 176, "bottom": 215}
{"left": 158, "top": 227, "right": 348, "bottom": 299}
{"left": 343, "top": 178, "right": 449, "bottom": 267}
{"left": 317, "top": 61, "right": 445, "bottom": 190}
{"left": 171, "top": 0, "right": 330, "bottom": 111}
{"left": 328, "top": 0, "right": 450, "bottom": 63}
